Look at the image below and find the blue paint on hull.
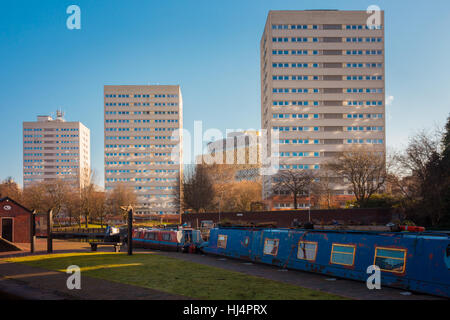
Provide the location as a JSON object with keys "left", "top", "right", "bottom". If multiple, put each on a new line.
{"left": 204, "top": 227, "right": 450, "bottom": 298}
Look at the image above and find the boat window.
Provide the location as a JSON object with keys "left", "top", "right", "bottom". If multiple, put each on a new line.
{"left": 263, "top": 238, "right": 279, "bottom": 256}
{"left": 374, "top": 247, "right": 407, "bottom": 273}
{"left": 162, "top": 233, "right": 171, "bottom": 241}
{"left": 297, "top": 241, "right": 318, "bottom": 261}
{"left": 330, "top": 244, "right": 356, "bottom": 266}
{"left": 217, "top": 234, "right": 227, "bottom": 248}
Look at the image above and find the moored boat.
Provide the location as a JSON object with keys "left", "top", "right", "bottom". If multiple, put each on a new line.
{"left": 132, "top": 227, "right": 204, "bottom": 252}
{"left": 203, "top": 226, "right": 450, "bottom": 298}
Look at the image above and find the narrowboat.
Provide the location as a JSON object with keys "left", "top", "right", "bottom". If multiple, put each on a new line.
{"left": 203, "top": 226, "right": 450, "bottom": 298}
{"left": 132, "top": 227, "right": 204, "bottom": 252}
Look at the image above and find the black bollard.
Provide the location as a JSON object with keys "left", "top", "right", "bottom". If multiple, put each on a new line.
{"left": 47, "top": 209, "right": 53, "bottom": 253}
{"left": 127, "top": 207, "right": 133, "bottom": 255}
{"left": 30, "top": 210, "right": 36, "bottom": 253}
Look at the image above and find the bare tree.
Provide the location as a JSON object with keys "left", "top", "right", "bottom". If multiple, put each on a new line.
{"left": 325, "top": 147, "right": 386, "bottom": 207}
{"left": 179, "top": 162, "right": 263, "bottom": 213}
{"left": 182, "top": 165, "right": 214, "bottom": 213}
{"left": 312, "top": 169, "right": 337, "bottom": 209}
{"left": 173, "top": 174, "right": 183, "bottom": 213}
{"left": 64, "top": 186, "right": 82, "bottom": 226}
{"left": 106, "top": 183, "right": 136, "bottom": 218}
{"left": 0, "top": 177, "right": 22, "bottom": 202}
{"left": 80, "top": 183, "right": 95, "bottom": 228}
{"left": 272, "top": 169, "right": 315, "bottom": 209}
{"left": 79, "top": 170, "right": 107, "bottom": 227}
{"left": 230, "top": 181, "right": 262, "bottom": 212}
{"left": 90, "top": 189, "right": 107, "bottom": 227}
{"left": 389, "top": 128, "right": 447, "bottom": 225}
{"left": 22, "top": 179, "right": 71, "bottom": 218}
{"left": 392, "top": 130, "right": 441, "bottom": 194}
{"left": 43, "top": 179, "right": 72, "bottom": 218}
{"left": 22, "top": 183, "right": 46, "bottom": 213}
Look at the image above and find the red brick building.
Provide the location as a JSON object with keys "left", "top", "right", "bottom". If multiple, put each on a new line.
{"left": 0, "top": 197, "right": 32, "bottom": 243}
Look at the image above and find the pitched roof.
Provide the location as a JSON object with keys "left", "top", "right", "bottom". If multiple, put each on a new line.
{"left": 0, "top": 197, "right": 33, "bottom": 213}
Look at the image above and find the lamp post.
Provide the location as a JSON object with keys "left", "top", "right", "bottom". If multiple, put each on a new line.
{"left": 127, "top": 207, "right": 133, "bottom": 255}
{"left": 47, "top": 209, "right": 53, "bottom": 253}
{"left": 120, "top": 205, "right": 133, "bottom": 256}
{"left": 30, "top": 210, "right": 36, "bottom": 253}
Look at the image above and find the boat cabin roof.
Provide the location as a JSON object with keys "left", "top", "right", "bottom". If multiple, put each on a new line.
{"left": 215, "top": 226, "right": 450, "bottom": 239}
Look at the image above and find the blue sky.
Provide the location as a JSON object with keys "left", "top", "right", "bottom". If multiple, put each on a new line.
{"left": 1, "top": 0, "right": 449, "bottom": 187}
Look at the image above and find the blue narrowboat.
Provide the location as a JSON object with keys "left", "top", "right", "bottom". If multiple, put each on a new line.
{"left": 203, "top": 227, "right": 450, "bottom": 298}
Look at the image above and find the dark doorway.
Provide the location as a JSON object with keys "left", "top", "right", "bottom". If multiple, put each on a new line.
{"left": 1, "top": 218, "right": 13, "bottom": 242}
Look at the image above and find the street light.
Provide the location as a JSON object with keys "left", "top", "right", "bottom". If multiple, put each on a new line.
{"left": 120, "top": 205, "right": 133, "bottom": 255}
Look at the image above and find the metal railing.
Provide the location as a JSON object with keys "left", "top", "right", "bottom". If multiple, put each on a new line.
{"left": 53, "top": 227, "right": 106, "bottom": 234}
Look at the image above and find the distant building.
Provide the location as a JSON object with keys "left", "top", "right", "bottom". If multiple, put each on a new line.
{"left": 260, "top": 10, "right": 386, "bottom": 208}
{"left": 198, "top": 130, "right": 262, "bottom": 182}
{"left": 104, "top": 85, "right": 183, "bottom": 215}
{"left": 22, "top": 111, "right": 91, "bottom": 190}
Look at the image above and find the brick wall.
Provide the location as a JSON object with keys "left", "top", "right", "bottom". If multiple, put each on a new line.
{"left": 0, "top": 198, "right": 32, "bottom": 243}
{"left": 181, "top": 208, "right": 395, "bottom": 228}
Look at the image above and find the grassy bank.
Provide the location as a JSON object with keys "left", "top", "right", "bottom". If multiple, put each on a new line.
{"left": 5, "top": 253, "right": 346, "bottom": 300}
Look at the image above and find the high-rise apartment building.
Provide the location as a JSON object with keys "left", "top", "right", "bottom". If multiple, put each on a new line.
{"left": 104, "top": 85, "right": 182, "bottom": 215}
{"left": 260, "top": 10, "right": 385, "bottom": 206}
{"left": 23, "top": 111, "right": 91, "bottom": 190}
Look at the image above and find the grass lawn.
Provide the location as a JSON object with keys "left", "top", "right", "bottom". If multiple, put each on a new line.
{"left": 54, "top": 224, "right": 105, "bottom": 229}
{"left": 5, "top": 253, "right": 346, "bottom": 300}
{"left": 132, "top": 222, "right": 172, "bottom": 227}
